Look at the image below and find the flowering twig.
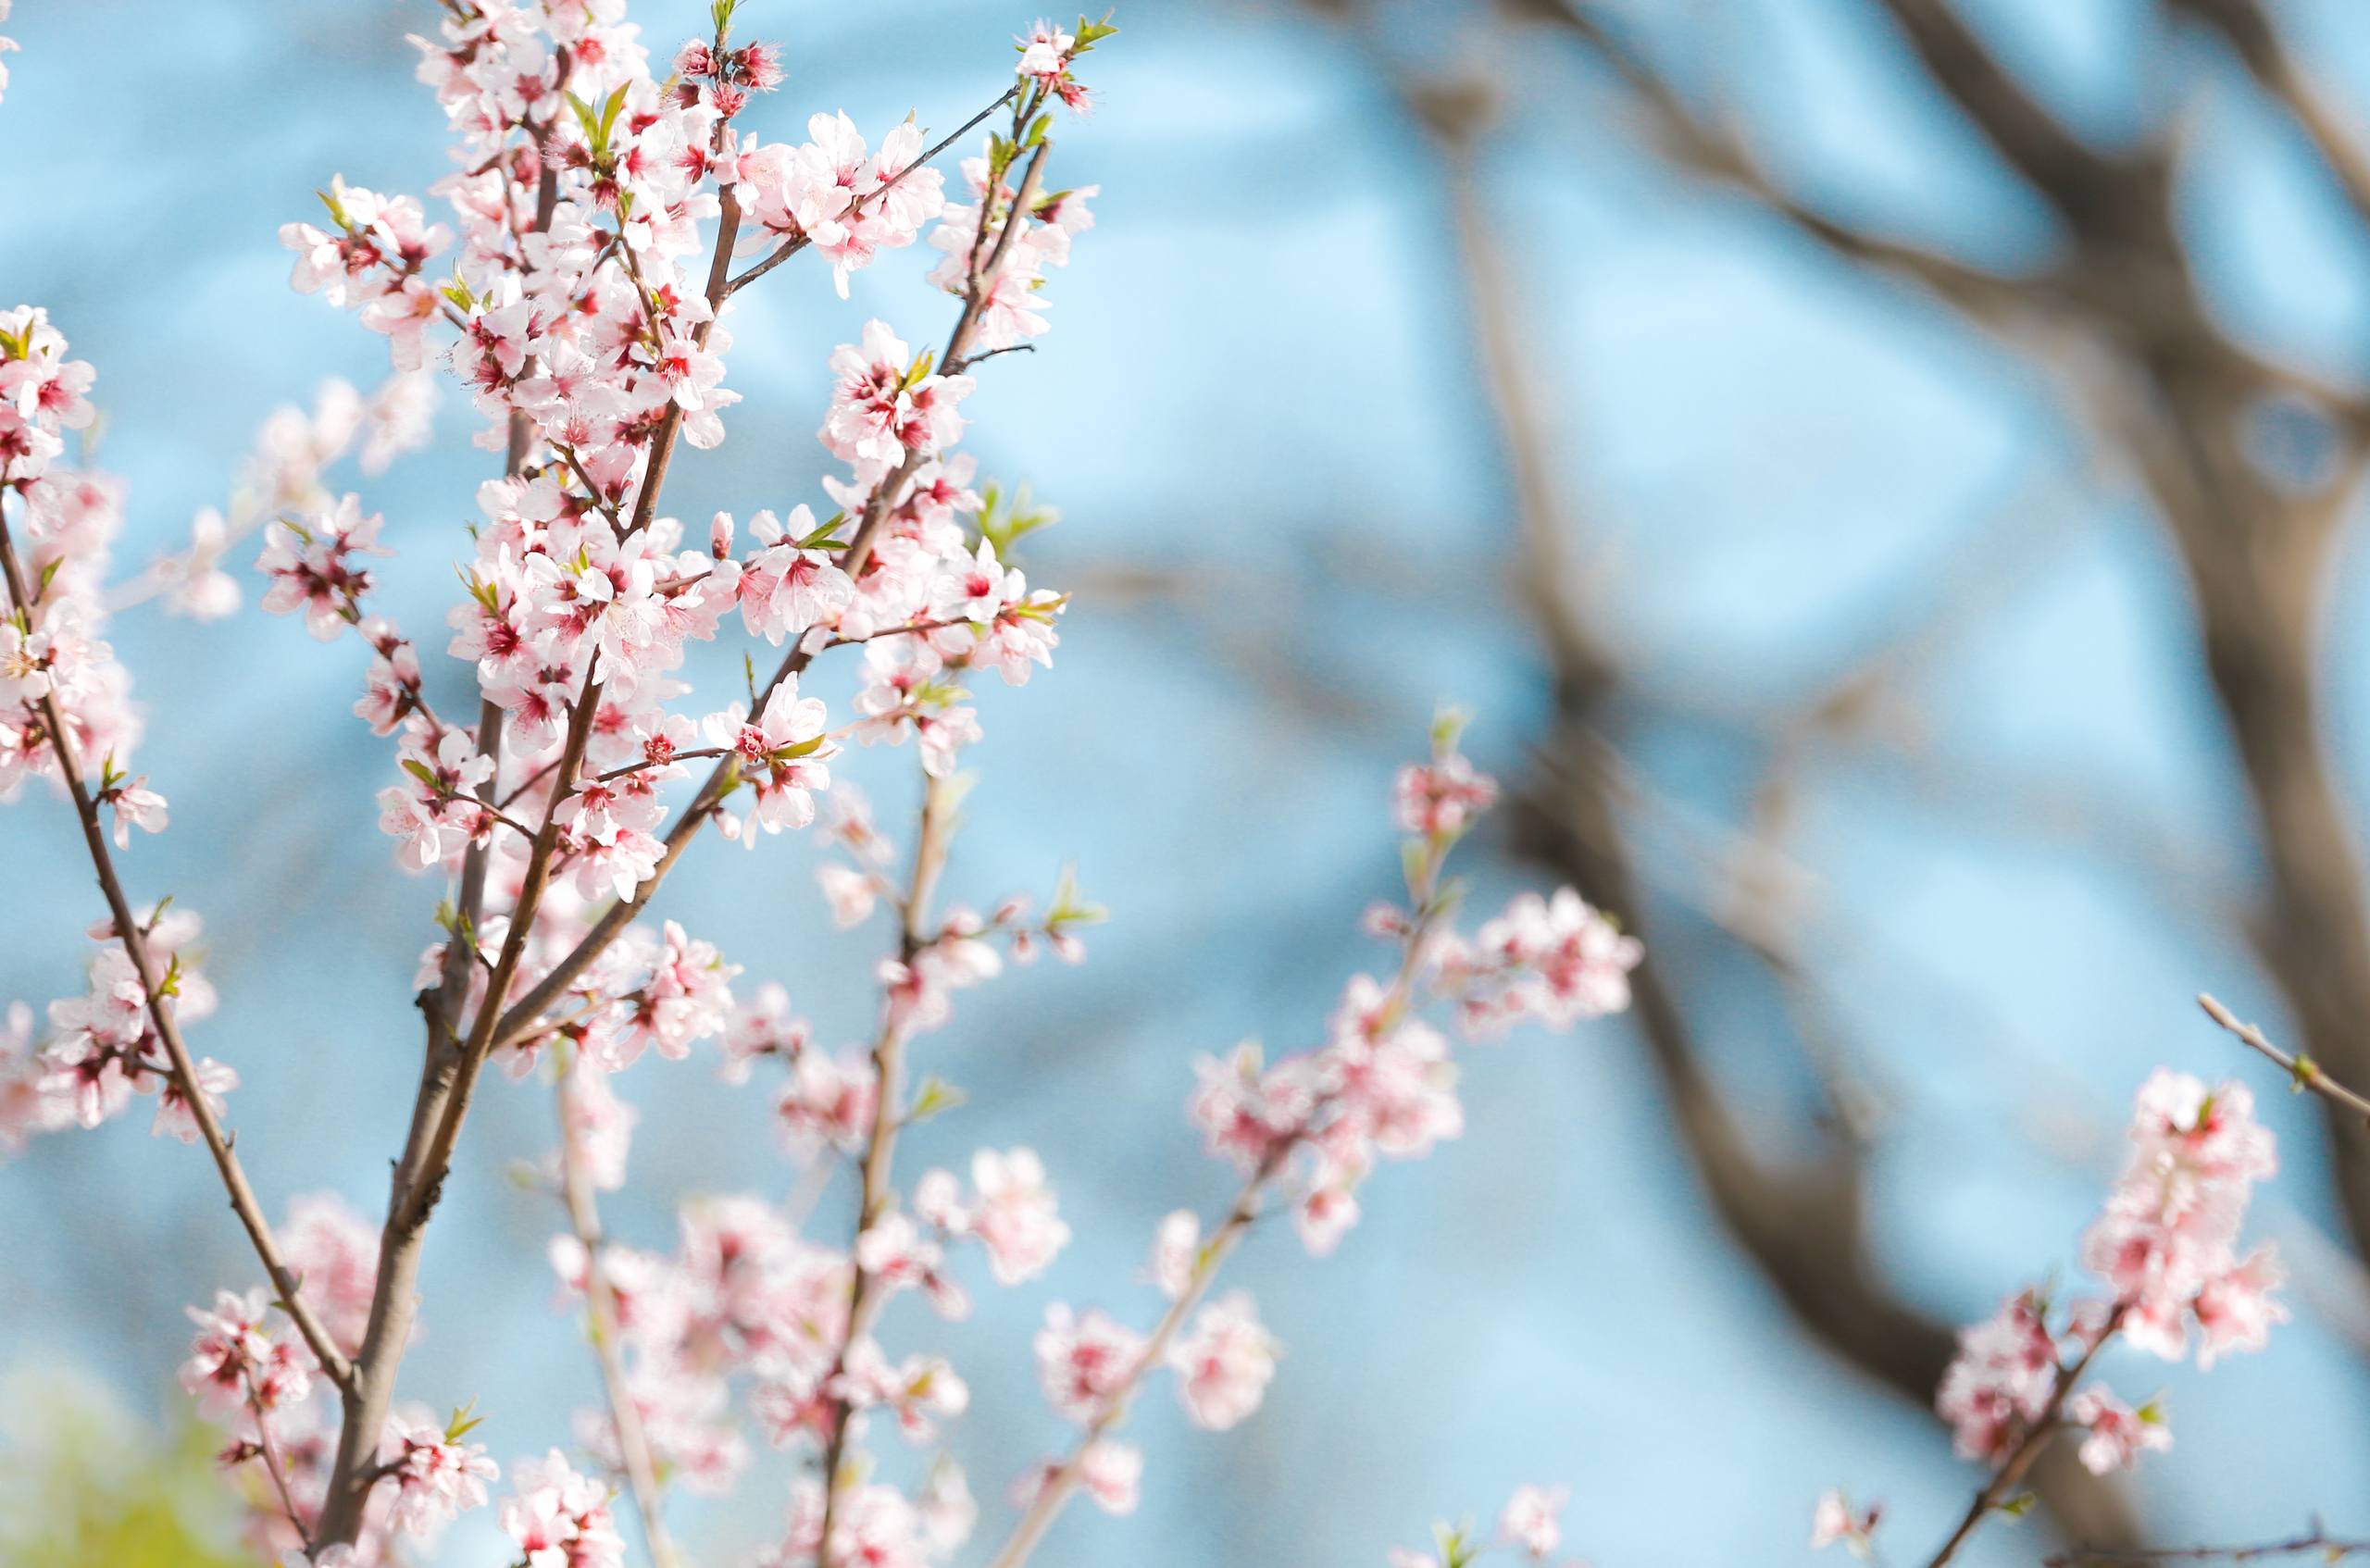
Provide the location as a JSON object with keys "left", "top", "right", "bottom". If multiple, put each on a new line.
{"left": 555, "top": 1052, "right": 681, "bottom": 1568}
{"left": 243, "top": 1375, "right": 315, "bottom": 1553}
{"left": 984, "top": 818, "right": 1464, "bottom": 1568}
{"left": 813, "top": 767, "right": 957, "bottom": 1566}
{"left": 317, "top": 39, "right": 779, "bottom": 1537}
{"left": 0, "top": 490, "right": 356, "bottom": 1393}
{"left": 1919, "top": 1304, "right": 2127, "bottom": 1568}
{"left": 2198, "top": 992, "right": 2370, "bottom": 1126}
{"left": 723, "top": 84, "right": 1020, "bottom": 298}
{"left": 486, "top": 124, "right": 1059, "bottom": 1057}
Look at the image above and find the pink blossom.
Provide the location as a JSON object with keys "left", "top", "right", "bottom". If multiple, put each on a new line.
{"left": 2066, "top": 1385, "right": 2172, "bottom": 1475}
{"left": 961, "top": 1147, "right": 1070, "bottom": 1285}
{"left": 380, "top": 1410, "right": 500, "bottom": 1534}
{"left": 2194, "top": 1246, "right": 2288, "bottom": 1368}
{"left": 1151, "top": 1209, "right": 1200, "bottom": 1300}
{"left": 1810, "top": 1489, "right": 1882, "bottom": 1558}
{"left": 281, "top": 1190, "right": 380, "bottom": 1354}
{"left": 181, "top": 1288, "right": 312, "bottom": 1418}
{"left": 152, "top": 1055, "right": 237, "bottom": 1143}
{"left": 1393, "top": 753, "right": 1498, "bottom": 837}
{"left": 817, "top": 862, "right": 880, "bottom": 928}
{"left": 1498, "top": 1484, "right": 1569, "bottom": 1558}
{"left": 1167, "top": 1289, "right": 1277, "bottom": 1431}
{"left": 1034, "top": 1303, "right": 1144, "bottom": 1423}
{"left": 500, "top": 1449, "right": 626, "bottom": 1568}
{"left": 1079, "top": 1437, "right": 1142, "bottom": 1515}
{"left": 1936, "top": 1290, "right": 2059, "bottom": 1462}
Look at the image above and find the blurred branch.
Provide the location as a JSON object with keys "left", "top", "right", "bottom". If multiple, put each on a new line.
{"left": 1509, "top": 0, "right": 2370, "bottom": 1351}
{"left": 1510, "top": 0, "right": 2370, "bottom": 425}
{"left": 1503, "top": 0, "right": 2045, "bottom": 329}
{"left": 1865, "top": 0, "right": 2153, "bottom": 236}
{"left": 1389, "top": 58, "right": 2147, "bottom": 1550}
{"left": 2174, "top": 0, "right": 2370, "bottom": 237}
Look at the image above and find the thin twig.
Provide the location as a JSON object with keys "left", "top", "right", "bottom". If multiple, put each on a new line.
{"left": 555, "top": 1053, "right": 681, "bottom": 1568}
{"left": 980, "top": 845, "right": 1460, "bottom": 1568}
{"left": 2199, "top": 993, "right": 2370, "bottom": 1126}
{"left": 487, "top": 125, "right": 1056, "bottom": 1057}
{"left": 723, "top": 85, "right": 1019, "bottom": 297}
{"left": 1921, "top": 1306, "right": 2127, "bottom": 1568}
{"left": 813, "top": 770, "right": 956, "bottom": 1566}
{"left": 0, "top": 491, "right": 355, "bottom": 1393}
{"left": 244, "top": 1375, "right": 315, "bottom": 1554}
{"left": 2048, "top": 1524, "right": 2370, "bottom": 1566}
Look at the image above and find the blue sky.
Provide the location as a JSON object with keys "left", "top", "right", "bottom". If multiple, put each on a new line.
{"left": 6, "top": 1, "right": 2370, "bottom": 1564}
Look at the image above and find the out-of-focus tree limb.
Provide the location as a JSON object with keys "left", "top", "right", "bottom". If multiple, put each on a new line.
{"left": 1394, "top": 68, "right": 2146, "bottom": 1549}
{"left": 2172, "top": 0, "right": 2370, "bottom": 239}
{"left": 1865, "top": 0, "right": 2160, "bottom": 238}
{"left": 1510, "top": 0, "right": 2370, "bottom": 425}
{"left": 1511, "top": 0, "right": 2370, "bottom": 1350}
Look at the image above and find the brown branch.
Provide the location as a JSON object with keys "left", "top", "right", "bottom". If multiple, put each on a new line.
{"left": 0, "top": 493, "right": 354, "bottom": 1393}
{"left": 813, "top": 770, "right": 954, "bottom": 1567}
{"left": 1866, "top": 0, "right": 2150, "bottom": 239}
{"left": 1388, "top": 64, "right": 2149, "bottom": 1550}
{"left": 2172, "top": 0, "right": 2370, "bottom": 239}
{"left": 318, "top": 86, "right": 742, "bottom": 1550}
{"left": 1504, "top": 0, "right": 2050, "bottom": 328}
{"left": 1515, "top": 0, "right": 2370, "bottom": 1386}
{"left": 1922, "top": 1306, "right": 2127, "bottom": 1568}
{"left": 487, "top": 129, "right": 1056, "bottom": 1057}
{"left": 244, "top": 1375, "right": 315, "bottom": 1555}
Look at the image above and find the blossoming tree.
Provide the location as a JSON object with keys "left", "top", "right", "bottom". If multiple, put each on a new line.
{"left": 3, "top": 6, "right": 2339, "bottom": 1568}
{"left": 0, "top": 5, "right": 1650, "bottom": 1565}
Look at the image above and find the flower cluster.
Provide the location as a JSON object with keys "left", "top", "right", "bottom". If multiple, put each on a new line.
{"left": 1933, "top": 1071, "right": 2282, "bottom": 1476}
{"left": 1389, "top": 1484, "right": 1589, "bottom": 1568}
{"left": 1184, "top": 724, "right": 1640, "bottom": 1258}
{"left": 1007, "top": 718, "right": 1639, "bottom": 1526}
{"left": 168, "top": 1193, "right": 409, "bottom": 1562}
{"left": 3, "top": 3, "right": 1125, "bottom": 1562}
{"left": 25, "top": 907, "right": 220, "bottom": 1139}
{"left": 0, "top": 307, "right": 146, "bottom": 805}
{"left": 129, "top": 373, "right": 436, "bottom": 622}
{"left": 501, "top": 1450, "right": 626, "bottom": 1568}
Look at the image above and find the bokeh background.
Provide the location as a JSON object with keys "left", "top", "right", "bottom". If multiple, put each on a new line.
{"left": 8, "top": 0, "right": 2370, "bottom": 1562}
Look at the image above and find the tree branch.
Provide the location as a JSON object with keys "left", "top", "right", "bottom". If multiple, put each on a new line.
{"left": 0, "top": 493, "right": 355, "bottom": 1394}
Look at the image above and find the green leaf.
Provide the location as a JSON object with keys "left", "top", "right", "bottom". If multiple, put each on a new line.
{"left": 567, "top": 91, "right": 604, "bottom": 153}
{"left": 444, "top": 1399, "right": 486, "bottom": 1444}
{"left": 796, "top": 510, "right": 848, "bottom": 548}
{"left": 317, "top": 176, "right": 353, "bottom": 230}
{"left": 908, "top": 1074, "right": 967, "bottom": 1123}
